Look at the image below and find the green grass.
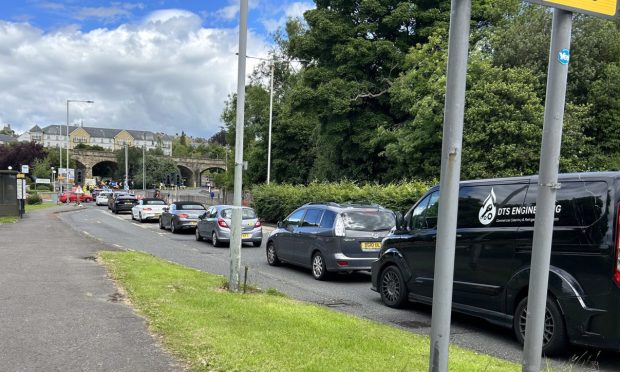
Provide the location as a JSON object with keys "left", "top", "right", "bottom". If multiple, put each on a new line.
{"left": 25, "top": 202, "right": 57, "bottom": 212}
{"left": 0, "top": 216, "right": 18, "bottom": 224}
{"left": 99, "top": 251, "right": 520, "bottom": 372}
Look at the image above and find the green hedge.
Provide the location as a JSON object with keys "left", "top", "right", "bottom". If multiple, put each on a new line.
{"left": 27, "top": 192, "right": 42, "bottom": 205}
{"left": 252, "top": 180, "right": 432, "bottom": 223}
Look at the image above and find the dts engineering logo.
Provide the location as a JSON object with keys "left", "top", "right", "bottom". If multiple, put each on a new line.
{"left": 478, "top": 188, "right": 497, "bottom": 225}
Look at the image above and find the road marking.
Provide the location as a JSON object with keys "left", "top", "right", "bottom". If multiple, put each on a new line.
{"left": 113, "top": 244, "right": 122, "bottom": 248}
{"left": 82, "top": 231, "right": 92, "bottom": 237}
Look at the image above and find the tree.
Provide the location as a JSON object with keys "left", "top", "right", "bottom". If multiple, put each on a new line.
{"left": 0, "top": 142, "right": 47, "bottom": 170}
{"left": 134, "top": 155, "right": 178, "bottom": 189}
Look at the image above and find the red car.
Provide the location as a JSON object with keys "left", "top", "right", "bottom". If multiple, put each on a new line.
{"left": 58, "top": 192, "right": 93, "bottom": 203}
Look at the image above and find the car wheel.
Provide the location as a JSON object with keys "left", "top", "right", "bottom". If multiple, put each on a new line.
{"left": 266, "top": 242, "right": 280, "bottom": 266}
{"left": 253, "top": 241, "right": 261, "bottom": 247}
{"left": 159, "top": 218, "right": 165, "bottom": 230}
{"left": 195, "top": 228, "right": 202, "bottom": 241}
{"left": 514, "top": 296, "right": 567, "bottom": 356}
{"left": 212, "top": 231, "right": 221, "bottom": 247}
{"left": 379, "top": 265, "right": 408, "bottom": 308}
{"left": 170, "top": 220, "right": 177, "bottom": 234}
{"left": 131, "top": 212, "right": 135, "bottom": 220}
{"left": 114, "top": 208, "right": 118, "bottom": 214}
{"left": 311, "top": 252, "right": 329, "bottom": 281}
{"left": 139, "top": 213, "right": 144, "bottom": 223}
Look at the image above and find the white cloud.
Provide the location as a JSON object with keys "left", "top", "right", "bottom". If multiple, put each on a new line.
{"left": 261, "top": 1, "right": 314, "bottom": 33}
{"left": 0, "top": 10, "right": 269, "bottom": 138}
{"left": 284, "top": 2, "right": 314, "bottom": 18}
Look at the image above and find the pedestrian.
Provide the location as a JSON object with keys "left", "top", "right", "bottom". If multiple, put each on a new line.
{"left": 210, "top": 191, "right": 215, "bottom": 203}
{"left": 154, "top": 189, "right": 161, "bottom": 199}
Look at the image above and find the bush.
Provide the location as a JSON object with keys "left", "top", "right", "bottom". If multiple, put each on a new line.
{"left": 34, "top": 184, "right": 53, "bottom": 191}
{"left": 252, "top": 180, "right": 432, "bottom": 223}
{"left": 27, "top": 192, "right": 42, "bottom": 205}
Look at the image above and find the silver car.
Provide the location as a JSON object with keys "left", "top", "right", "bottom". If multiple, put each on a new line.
{"left": 195, "top": 205, "right": 263, "bottom": 247}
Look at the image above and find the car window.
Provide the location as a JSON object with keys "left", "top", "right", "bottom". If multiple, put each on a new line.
{"left": 341, "top": 209, "right": 396, "bottom": 231}
{"left": 177, "top": 203, "right": 205, "bottom": 210}
{"left": 301, "top": 209, "right": 323, "bottom": 227}
{"left": 410, "top": 191, "right": 439, "bottom": 230}
{"left": 143, "top": 199, "right": 166, "bottom": 205}
{"left": 320, "top": 210, "right": 336, "bottom": 228}
{"left": 285, "top": 209, "right": 305, "bottom": 227}
{"left": 220, "top": 208, "right": 256, "bottom": 219}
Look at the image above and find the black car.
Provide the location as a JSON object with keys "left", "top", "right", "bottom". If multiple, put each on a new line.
{"left": 371, "top": 172, "right": 620, "bottom": 355}
{"left": 159, "top": 201, "right": 206, "bottom": 233}
{"left": 111, "top": 195, "right": 138, "bottom": 214}
{"left": 266, "top": 202, "right": 396, "bottom": 280}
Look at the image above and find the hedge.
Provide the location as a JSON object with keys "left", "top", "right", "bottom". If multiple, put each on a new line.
{"left": 252, "top": 180, "right": 432, "bottom": 223}
{"left": 27, "top": 192, "right": 42, "bottom": 205}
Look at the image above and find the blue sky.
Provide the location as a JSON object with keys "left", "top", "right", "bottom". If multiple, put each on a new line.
{"left": 0, "top": 0, "right": 314, "bottom": 138}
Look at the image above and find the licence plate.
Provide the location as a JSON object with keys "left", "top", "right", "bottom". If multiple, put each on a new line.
{"left": 189, "top": 221, "right": 197, "bottom": 225}
{"left": 361, "top": 242, "right": 381, "bottom": 250}
{"left": 242, "top": 233, "right": 251, "bottom": 239}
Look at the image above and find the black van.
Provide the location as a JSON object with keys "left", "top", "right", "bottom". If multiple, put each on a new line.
{"left": 371, "top": 172, "right": 620, "bottom": 355}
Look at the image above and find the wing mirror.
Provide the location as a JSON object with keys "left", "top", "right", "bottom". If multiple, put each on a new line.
{"left": 395, "top": 212, "right": 406, "bottom": 231}
{"left": 163, "top": 207, "right": 169, "bottom": 212}
{"left": 277, "top": 220, "right": 284, "bottom": 228}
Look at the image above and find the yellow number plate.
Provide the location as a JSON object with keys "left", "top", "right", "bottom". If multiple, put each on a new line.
{"left": 361, "top": 242, "right": 381, "bottom": 250}
{"left": 242, "top": 233, "right": 251, "bottom": 239}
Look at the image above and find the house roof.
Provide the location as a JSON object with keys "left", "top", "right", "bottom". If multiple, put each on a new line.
{"left": 39, "top": 125, "right": 172, "bottom": 141}
{"left": 0, "top": 134, "right": 16, "bottom": 143}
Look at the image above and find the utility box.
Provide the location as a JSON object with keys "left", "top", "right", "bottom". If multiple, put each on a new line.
{"left": 0, "top": 170, "right": 19, "bottom": 217}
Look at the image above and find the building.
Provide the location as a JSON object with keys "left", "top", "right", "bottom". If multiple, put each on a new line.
{"left": 17, "top": 124, "right": 173, "bottom": 155}
{"left": 0, "top": 134, "right": 16, "bottom": 145}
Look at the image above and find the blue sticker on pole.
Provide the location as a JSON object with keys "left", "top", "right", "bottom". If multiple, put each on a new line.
{"left": 557, "top": 49, "right": 570, "bottom": 65}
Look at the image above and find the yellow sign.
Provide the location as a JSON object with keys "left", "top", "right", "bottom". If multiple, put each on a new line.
{"left": 527, "top": 0, "right": 618, "bottom": 18}
{"left": 16, "top": 173, "right": 25, "bottom": 179}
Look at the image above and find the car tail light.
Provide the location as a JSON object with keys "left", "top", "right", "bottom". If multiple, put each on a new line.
{"left": 178, "top": 213, "right": 189, "bottom": 218}
{"left": 143, "top": 207, "right": 152, "bottom": 211}
{"left": 336, "top": 260, "right": 349, "bottom": 267}
{"left": 218, "top": 218, "right": 229, "bottom": 228}
{"left": 614, "top": 203, "right": 620, "bottom": 287}
{"left": 254, "top": 220, "right": 262, "bottom": 228}
{"left": 335, "top": 215, "right": 345, "bottom": 237}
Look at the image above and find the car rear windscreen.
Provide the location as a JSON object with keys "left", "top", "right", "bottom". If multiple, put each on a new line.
{"left": 222, "top": 208, "right": 257, "bottom": 219}
{"left": 342, "top": 210, "right": 395, "bottom": 231}
{"left": 178, "top": 204, "right": 205, "bottom": 210}
{"left": 144, "top": 200, "right": 166, "bottom": 205}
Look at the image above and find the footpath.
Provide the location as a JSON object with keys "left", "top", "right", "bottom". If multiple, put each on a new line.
{"left": 0, "top": 207, "right": 180, "bottom": 371}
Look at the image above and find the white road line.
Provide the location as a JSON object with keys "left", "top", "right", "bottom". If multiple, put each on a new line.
{"left": 82, "top": 231, "right": 92, "bottom": 236}
{"left": 113, "top": 244, "right": 122, "bottom": 248}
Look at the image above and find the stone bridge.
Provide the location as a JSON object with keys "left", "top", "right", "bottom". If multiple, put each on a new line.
{"left": 71, "top": 150, "right": 226, "bottom": 187}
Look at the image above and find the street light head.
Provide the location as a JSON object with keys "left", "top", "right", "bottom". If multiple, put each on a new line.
{"left": 86, "top": 100, "right": 94, "bottom": 103}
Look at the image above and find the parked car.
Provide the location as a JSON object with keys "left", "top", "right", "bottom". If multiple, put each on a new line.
{"left": 159, "top": 201, "right": 206, "bottom": 233}
{"left": 111, "top": 195, "right": 138, "bottom": 214}
{"left": 371, "top": 172, "right": 620, "bottom": 355}
{"left": 266, "top": 202, "right": 396, "bottom": 280}
{"left": 131, "top": 198, "right": 167, "bottom": 222}
{"left": 195, "top": 205, "right": 262, "bottom": 247}
{"left": 58, "top": 191, "right": 93, "bottom": 203}
{"left": 95, "top": 191, "right": 112, "bottom": 206}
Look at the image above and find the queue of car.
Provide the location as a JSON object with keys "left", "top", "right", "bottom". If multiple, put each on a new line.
{"left": 89, "top": 171, "right": 620, "bottom": 355}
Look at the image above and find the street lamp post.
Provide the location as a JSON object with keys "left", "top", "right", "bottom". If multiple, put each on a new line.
{"left": 66, "top": 99, "right": 94, "bottom": 205}
{"left": 143, "top": 145, "right": 146, "bottom": 194}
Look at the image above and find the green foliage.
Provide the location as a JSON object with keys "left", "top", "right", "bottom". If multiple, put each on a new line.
{"left": 74, "top": 143, "right": 105, "bottom": 151}
{"left": 134, "top": 155, "right": 178, "bottom": 189}
{"left": 26, "top": 192, "right": 42, "bottom": 205}
{"left": 252, "top": 180, "right": 431, "bottom": 222}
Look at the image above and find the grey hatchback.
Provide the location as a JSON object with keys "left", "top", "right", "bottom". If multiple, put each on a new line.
{"left": 195, "top": 205, "right": 263, "bottom": 247}
{"left": 266, "top": 202, "right": 396, "bottom": 280}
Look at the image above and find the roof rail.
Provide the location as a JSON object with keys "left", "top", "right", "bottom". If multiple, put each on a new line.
{"left": 303, "top": 202, "right": 341, "bottom": 207}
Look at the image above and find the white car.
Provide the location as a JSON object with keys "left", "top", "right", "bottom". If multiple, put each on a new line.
{"left": 131, "top": 198, "right": 167, "bottom": 222}
{"left": 95, "top": 191, "right": 112, "bottom": 206}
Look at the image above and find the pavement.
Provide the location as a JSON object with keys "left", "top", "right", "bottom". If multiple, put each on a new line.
{"left": 0, "top": 206, "right": 181, "bottom": 371}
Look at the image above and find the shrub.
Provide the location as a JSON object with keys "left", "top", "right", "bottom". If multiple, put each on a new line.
{"left": 27, "top": 192, "right": 43, "bottom": 205}
{"left": 252, "top": 180, "right": 432, "bottom": 223}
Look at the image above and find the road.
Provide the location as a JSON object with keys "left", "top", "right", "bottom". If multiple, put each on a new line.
{"left": 59, "top": 204, "right": 617, "bottom": 371}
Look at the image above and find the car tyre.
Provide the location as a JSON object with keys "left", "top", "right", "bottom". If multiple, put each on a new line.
{"left": 211, "top": 231, "right": 222, "bottom": 247}
{"left": 195, "top": 228, "right": 203, "bottom": 241}
{"left": 139, "top": 213, "right": 144, "bottom": 223}
{"left": 311, "top": 252, "right": 329, "bottom": 281}
{"left": 159, "top": 218, "right": 165, "bottom": 230}
{"left": 266, "top": 242, "right": 280, "bottom": 266}
{"left": 131, "top": 212, "right": 135, "bottom": 220}
{"left": 253, "top": 241, "right": 261, "bottom": 247}
{"left": 171, "top": 220, "right": 177, "bottom": 234}
{"left": 379, "top": 265, "right": 408, "bottom": 308}
{"left": 514, "top": 296, "right": 567, "bottom": 356}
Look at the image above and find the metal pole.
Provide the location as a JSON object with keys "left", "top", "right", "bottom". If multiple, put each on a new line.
{"left": 267, "top": 61, "right": 274, "bottom": 184}
{"left": 229, "top": 0, "right": 248, "bottom": 292}
{"left": 125, "top": 144, "right": 129, "bottom": 191}
{"left": 429, "top": 1, "right": 471, "bottom": 371}
{"left": 143, "top": 145, "right": 146, "bottom": 193}
{"left": 66, "top": 100, "right": 70, "bottom": 205}
{"left": 59, "top": 126, "right": 63, "bottom": 196}
{"left": 522, "top": 9, "right": 572, "bottom": 372}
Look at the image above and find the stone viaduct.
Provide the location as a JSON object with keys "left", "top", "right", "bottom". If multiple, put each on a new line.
{"left": 71, "top": 149, "right": 226, "bottom": 187}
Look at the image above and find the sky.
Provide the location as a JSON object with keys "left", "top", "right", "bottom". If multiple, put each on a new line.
{"left": 0, "top": 0, "right": 314, "bottom": 139}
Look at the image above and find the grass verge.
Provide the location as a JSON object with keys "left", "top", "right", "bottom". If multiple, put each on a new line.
{"left": 25, "top": 202, "right": 57, "bottom": 212}
{"left": 99, "top": 251, "right": 519, "bottom": 372}
{"left": 0, "top": 216, "right": 18, "bottom": 224}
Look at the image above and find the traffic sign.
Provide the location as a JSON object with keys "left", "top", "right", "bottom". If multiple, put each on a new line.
{"left": 21, "top": 165, "right": 29, "bottom": 174}
{"left": 16, "top": 173, "right": 25, "bottom": 179}
{"left": 526, "top": 0, "right": 618, "bottom": 19}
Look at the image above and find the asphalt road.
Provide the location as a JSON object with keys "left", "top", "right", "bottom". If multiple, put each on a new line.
{"left": 59, "top": 204, "right": 618, "bottom": 371}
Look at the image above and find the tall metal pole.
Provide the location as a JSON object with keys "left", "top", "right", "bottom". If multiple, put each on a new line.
{"left": 229, "top": 0, "right": 249, "bottom": 292}
{"left": 266, "top": 61, "right": 274, "bottom": 184}
{"left": 125, "top": 144, "right": 129, "bottom": 190}
{"left": 143, "top": 145, "right": 146, "bottom": 193}
{"left": 429, "top": 1, "right": 471, "bottom": 371}
{"left": 66, "top": 100, "right": 70, "bottom": 205}
{"left": 60, "top": 123, "right": 63, "bottom": 195}
{"left": 522, "top": 9, "right": 572, "bottom": 372}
